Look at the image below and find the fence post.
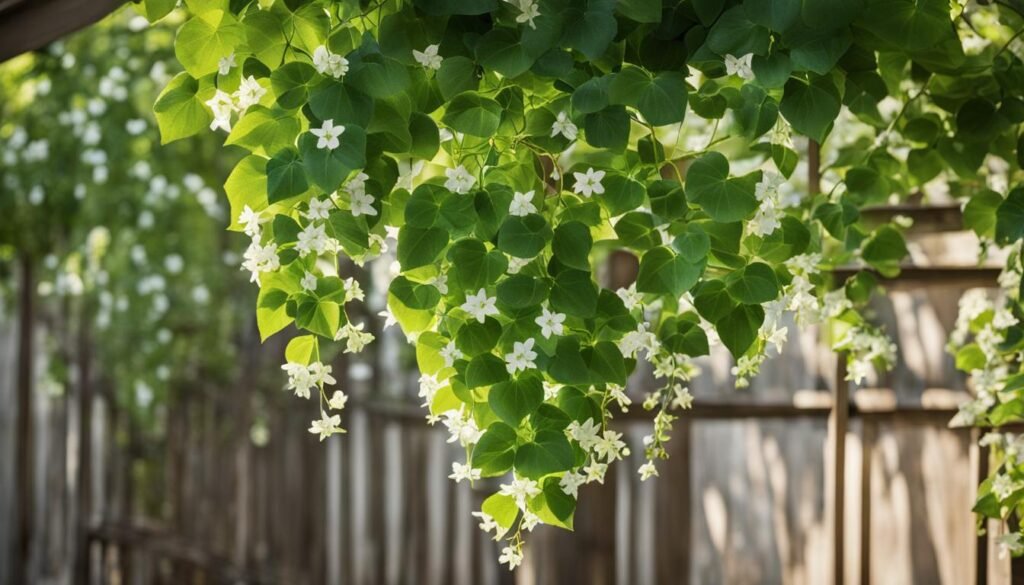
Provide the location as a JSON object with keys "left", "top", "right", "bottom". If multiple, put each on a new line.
{"left": 13, "top": 253, "right": 35, "bottom": 585}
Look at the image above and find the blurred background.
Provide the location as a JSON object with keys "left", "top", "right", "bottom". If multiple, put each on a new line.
{"left": 0, "top": 4, "right": 1013, "bottom": 585}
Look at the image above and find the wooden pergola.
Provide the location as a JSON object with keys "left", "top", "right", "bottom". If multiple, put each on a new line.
{"left": 0, "top": 0, "right": 123, "bottom": 63}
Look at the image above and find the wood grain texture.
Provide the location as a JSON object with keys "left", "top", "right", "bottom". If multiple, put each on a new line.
{"left": 0, "top": 0, "right": 123, "bottom": 63}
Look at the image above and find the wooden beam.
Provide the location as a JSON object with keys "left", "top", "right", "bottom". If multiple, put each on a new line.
{"left": 0, "top": 0, "right": 124, "bottom": 63}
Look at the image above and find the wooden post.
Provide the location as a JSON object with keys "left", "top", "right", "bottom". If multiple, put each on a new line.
{"left": 976, "top": 428, "right": 989, "bottom": 585}
{"left": 13, "top": 254, "right": 34, "bottom": 585}
{"left": 859, "top": 418, "right": 875, "bottom": 585}
{"left": 830, "top": 356, "right": 849, "bottom": 585}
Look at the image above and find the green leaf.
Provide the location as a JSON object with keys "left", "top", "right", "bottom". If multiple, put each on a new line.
{"left": 299, "top": 128, "right": 367, "bottom": 193}
{"left": 480, "top": 492, "right": 518, "bottom": 532}
{"left": 515, "top": 430, "right": 575, "bottom": 479}
{"left": 226, "top": 106, "right": 300, "bottom": 156}
{"left": 266, "top": 148, "right": 309, "bottom": 204}
{"left": 497, "top": 275, "right": 550, "bottom": 309}
{"left": 608, "top": 66, "right": 687, "bottom": 126}
{"left": 686, "top": 152, "right": 758, "bottom": 222}
{"left": 584, "top": 106, "right": 630, "bottom": 151}
{"left": 660, "top": 315, "right": 710, "bottom": 356}
{"left": 472, "top": 423, "right": 518, "bottom": 477}
{"left": 457, "top": 317, "right": 502, "bottom": 356}
{"left": 442, "top": 92, "right": 502, "bottom": 137}
{"left": 437, "top": 57, "right": 480, "bottom": 101}
{"left": 466, "top": 353, "right": 509, "bottom": 388}
{"left": 779, "top": 75, "right": 841, "bottom": 143}
{"left": 269, "top": 61, "right": 318, "bottom": 110}
{"left": 861, "top": 226, "right": 908, "bottom": 276}
{"left": 285, "top": 334, "right": 316, "bottom": 365}
{"left": 598, "top": 174, "right": 646, "bottom": 216}
{"left": 489, "top": 376, "right": 544, "bottom": 426}
{"left": 388, "top": 276, "right": 441, "bottom": 311}
{"left": 175, "top": 9, "right": 246, "bottom": 78}
{"left": 398, "top": 226, "right": 450, "bottom": 270}
{"left": 549, "top": 269, "right": 599, "bottom": 318}
{"left": 996, "top": 188, "right": 1024, "bottom": 245}
{"left": 348, "top": 53, "right": 410, "bottom": 98}
{"left": 308, "top": 80, "right": 375, "bottom": 128}
{"left": 256, "top": 286, "right": 290, "bottom": 341}
{"left": 447, "top": 239, "right": 508, "bottom": 290}
{"left": 726, "top": 262, "right": 779, "bottom": 304}
{"left": 153, "top": 73, "right": 212, "bottom": 144}
{"left": 295, "top": 297, "right": 341, "bottom": 338}
{"left": 637, "top": 247, "right": 704, "bottom": 298}
{"left": 476, "top": 28, "right": 535, "bottom": 78}
{"left": 498, "top": 214, "right": 552, "bottom": 259}
{"left": 552, "top": 221, "right": 592, "bottom": 270}
{"left": 716, "top": 304, "right": 764, "bottom": 359}
{"left": 963, "top": 189, "right": 1003, "bottom": 240}
{"left": 529, "top": 477, "right": 577, "bottom": 529}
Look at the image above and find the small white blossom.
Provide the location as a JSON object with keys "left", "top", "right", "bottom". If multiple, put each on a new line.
{"left": 350, "top": 190, "right": 377, "bottom": 217}
{"left": 313, "top": 45, "right": 349, "bottom": 78}
{"left": 499, "top": 476, "right": 541, "bottom": 510}
{"left": 234, "top": 75, "right": 266, "bottom": 110}
{"left": 328, "top": 390, "right": 348, "bottom": 410}
{"left": 509, "top": 190, "right": 537, "bottom": 216}
{"left": 310, "top": 119, "right": 345, "bottom": 150}
{"left": 440, "top": 341, "right": 464, "bottom": 367}
{"left": 724, "top": 53, "right": 754, "bottom": 80}
{"left": 499, "top": 546, "right": 524, "bottom": 570}
{"left": 218, "top": 52, "right": 236, "bottom": 75}
{"left": 559, "top": 470, "right": 586, "bottom": 497}
{"left": 413, "top": 44, "right": 443, "bottom": 70}
{"left": 461, "top": 288, "right": 499, "bottom": 323}
{"left": 638, "top": 461, "right": 659, "bottom": 481}
{"left": 444, "top": 165, "right": 476, "bottom": 194}
{"left": 296, "top": 223, "right": 329, "bottom": 257}
{"left": 505, "top": 338, "right": 538, "bottom": 374}
{"left": 535, "top": 306, "right": 566, "bottom": 339}
{"left": 305, "top": 197, "right": 333, "bottom": 221}
{"left": 550, "top": 111, "right": 578, "bottom": 140}
{"left": 449, "top": 461, "right": 482, "bottom": 483}
{"left": 309, "top": 410, "right": 343, "bottom": 441}
{"left": 572, "top": 167, "right": 605, "bottom": 197}
{"left": 301, "top": 271, "right": 318, "bottom": 292}
{"left": 566, "top": 418, "right": 602, "bottom": 450}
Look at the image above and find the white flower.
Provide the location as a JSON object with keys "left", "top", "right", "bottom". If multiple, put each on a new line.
{"left": 241, "top": 240, "right": 280, "bottom": 284}
{"left": 499, "top": 546, "right": 524, "bottom": 570}
{"left": 308, "top": 362, "right": 337, "bottom": 387}
{"left": 301, "top": 271, "right": 318, "bottom": 292}
{"left": 461, "top": 288, "right": 499, "bottom": 323}
{"left": 396, "top": 158, "right": 425, "bottom": 191}
{"left": 449, "top": 461, "right": 481, "bottom": 483}
{"left": 724, "top": 53, "right": 754, "bottom": 80}
{"left": 440, "top": 341, "right": 464, "bottom": 367}
{"left": 313, "top": 45, "right": 349, "bottom": 78}
{"left": 638, "top": 461, "right": 659, "bottom": 481}
{"left": 671, "top": 384, "right": 694, "bottom": 410}
{"left": 218, "top": 52, "right": 236, "bottom": 75}
{"left": 444, "top": 165, "right": 476, "bottom": 194}
{"left": 296, "top": 223, "right": 329, "bottom": 257}
{"left": 511, "top": 0, "right": 540, "bottom": 28}
{"left": 282, "top": 362, "right": 315, "bottom": 398}
{"left": 507, "top": 256, "right": 531, "bottom": 274}
{"left": 999, "top": 533, "right": 1024, "bottom": 559}
{"left": 583, "top": 461, "right": 608, "bottom": 483}
{"left": 765, "top": 325, "right": 788, "bottom": 354}
{"left": 350, "top": 190, "right": 377, "bottom": 217}
{"left": 572, "top": 167, "right": 605, "bottom": 197}
{"left": 993, "top": 473, "right": 1021, "bottom": 500}
{"left": 234, "top": 75, "right": 266, "bottom": 110}
{"left": 431, "top": 274, "right": 449, "bottom": 294}
{"left": 550, "top": 111, "right": 577, "bottom": 140}
{"left": 543, "top": 381, "right": 562, "bottom": 401}
{"left": 499, "top": 476, "right": 541, "bottom": 510}
{"left": 309, "top": 410, "right": 342, "bottom": 441}
{"left": 342, "top": 277, "right": 364, "bottom": 302}
{"left": 509, "top": 190, "right": 537, "bottom": 216}
{"left": 378, "top": 308, "right": 397, "bottom": 329}
{"left": 755, "top": 170, "right": 784, "bottom": 201}
{"left": 616, "top": 283, "right": 643, "bottom": 310}
{"left": 204, "top": 90, "right": 235, "bottom": 132}
{"left": 559, "top": 471, "right": 586, "bottom": 497}
{"left": 750, "top": 197, "right": 783, "bottom": 236}
{"left": 472, "top": 511, "right": 506, "bottom": 539}
{"left": 608, "top": 384, "right": 632, "bottom": 411}
{"left": 413, "top": 44, "right": 443, "bottom": 70}
{"left": 311, "top": 119, "right": 345, "bottom": 150}
{"left": 566, "top": 418, "right": 601, "bottom": 450}
{"left": 238, "top": 205, "right": 267, "bottom": 238}
{"left": 617, "top": 322, "right": 660, "bottom": 360}
{"left": 336, "top": 322, "right": 374, "bottom": 353}
{"left": 441, "top": 408, "right": 484, "bottom": 445}
{"left": 505, "top": 338, "right": 538, "bottom": 374}
{"left": 521, "top": 510, "right": 541, "bottom": 532}
{"left": 593, "top": 430, "right": 628, "bottom": 462}
{"left": 535, "top": 306, "right": 566, "bottom": 339}
{"left": 328, "top": 390, "right": 348, "bottom": 410}
{"left": 305, "top": 197, "right": 333, "bottom": 221}
{"left": 418, "top": 373, "right": 446, "bottom": 405}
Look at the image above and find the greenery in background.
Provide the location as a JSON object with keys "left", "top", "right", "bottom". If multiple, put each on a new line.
{"left": 124, "top": 0, "right": 1024, "bottom": 568}
{"left": 0, "top": 10, "right": 274, "bottom": 507}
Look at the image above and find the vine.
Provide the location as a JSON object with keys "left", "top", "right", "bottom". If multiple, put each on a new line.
{"left": 140, "top": 0, "right": 1024, "bottom": 567}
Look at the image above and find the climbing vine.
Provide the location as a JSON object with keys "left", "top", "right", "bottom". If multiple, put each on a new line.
{"left": 142, "top": 0, "right": 1024, "bottom": 567}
